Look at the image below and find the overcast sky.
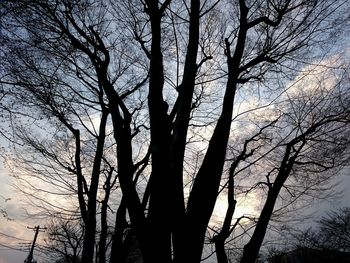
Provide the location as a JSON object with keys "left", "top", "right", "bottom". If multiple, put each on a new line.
{"left": 0, "top": 163, "right": 42, "bottom": 263}
{"left": 1, "top": 3, "right": 350, "bottom": 263}
{"left": 1, "top": 153, "right": 349, "bottom": 263}
{"left": 1, "top": 61, "right": 349, "bottom": 263}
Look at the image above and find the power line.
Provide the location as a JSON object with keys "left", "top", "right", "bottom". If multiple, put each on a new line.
{"left": 0, "top": 230, "right": 31, "bottom": 242}
{"left": 0, "top": 242, "right": 27, "bottom": 252}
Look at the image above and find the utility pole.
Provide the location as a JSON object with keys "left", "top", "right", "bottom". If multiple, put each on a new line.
{"left": 24, "top": 225, "right": 46, "bottom": 263}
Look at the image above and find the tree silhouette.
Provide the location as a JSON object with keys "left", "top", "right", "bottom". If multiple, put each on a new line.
{"left": 42, "top": 218, "right": 83, "bottom": 263}
{"left": 267, "top": 207, "right": 350, "bottom": 263}
{"left": 297, "top": 207, "right": 350, "bottom": 253}
{"left": 0, "top": 1, "right": 349, "bottom": 263}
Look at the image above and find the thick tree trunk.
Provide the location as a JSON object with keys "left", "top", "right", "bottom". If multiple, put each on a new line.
{"left": 144, "top": 2, "right": 172, "bottom": 262}
{"left": 181, "top": 2, "right": 249, "bottom": 260}
{"left": 81, "top": 111, "right": 108, "bottom": 263}
{"left": 110, "top": 198, "right": 128, "bottom": 263}
{"left": 98, "top": 61, "right": 147, "bottom": 261}
{"left": 170, "top": 0, "right": 200, "bottom": 259}
{"left": 240, "top": 189, "right": 280, "bottom": 263}
{"left": 183, "top": 77, "right": 238, "bottom": 262}
{"left": 82, "top": 220, "right": 97, "bottom": 263}
{"left": 215, "top": 238, "right": 229, "bottom": 263}
{"left": 111, "top": 110, "right": 147, "bottom": 261}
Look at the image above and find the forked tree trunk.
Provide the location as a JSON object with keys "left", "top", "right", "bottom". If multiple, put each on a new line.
{"left": 240, "top": 142, "right": 302, "bottom": 263}
{"left": 81, "top": 111, "right": 108, "bottom": 263}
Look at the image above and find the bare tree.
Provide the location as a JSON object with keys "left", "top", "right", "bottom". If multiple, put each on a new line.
{"left": 266, "top": 207, "right": 350, "bottom": 263}
{"left": 296, "top": 207, "right": 350, "bottom": 252}
{"left": 1, "top": 1, "right": 349, "bottom": 263}
{"left": 42, "top": 218, "right": 84, "bottom": 263}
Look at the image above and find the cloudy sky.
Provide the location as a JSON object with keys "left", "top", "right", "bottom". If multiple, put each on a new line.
{"left": 1, "top": 61, "right": 349, "bottom": 263}
{"left": 1, "top": 145, "right": 349, "bottom": 263}
{"left": 1, "top": 59, "right": 350, "bottom": 263}
{"left": 0, "top": 164, "right": 43, "bottom": 263}
{"left": 1, "top": 2, "right": 349, "bottom": 263}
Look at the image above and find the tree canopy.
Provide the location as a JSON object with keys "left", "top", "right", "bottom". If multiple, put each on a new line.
{"left": 0, "top": 1, "right": 349, "bottom": 263}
